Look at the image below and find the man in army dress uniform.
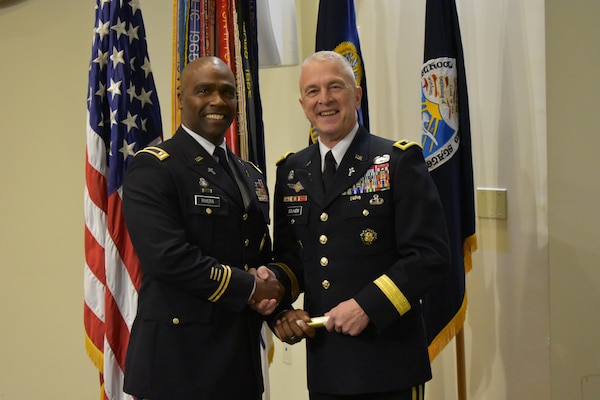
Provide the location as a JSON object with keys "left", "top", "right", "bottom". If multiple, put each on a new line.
{"left": 268, "top": 51, "right": 450, "bottom": 400}
{"left": 122, "top": 57, "right": 282, "bottom": 400}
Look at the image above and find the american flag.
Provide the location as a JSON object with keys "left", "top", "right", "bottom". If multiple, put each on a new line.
{"left": 83, "top": 0, "right": 162, "bottom": 398}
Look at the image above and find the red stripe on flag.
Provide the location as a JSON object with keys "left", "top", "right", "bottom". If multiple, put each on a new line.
{"left": 85, "top": 149, "right": 108, "bottom": 211}
{"left": 84, "top": 302, "right": 105, "bottom": 351}
{"left": 107, "top": 194, "right": 142, "bottom": 291}
{"left": 104, "top": 290, "right": 132, "bottom": 371}
{"left": 85, "top": 225, "right": 107, "bottom": 284}
{"left": 104, "top": 192, "right": 138, "bottom": 374}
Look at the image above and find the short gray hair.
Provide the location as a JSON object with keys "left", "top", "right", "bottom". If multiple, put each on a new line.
{"left": 301, "top": 51, "right": 355, "bottom": 84}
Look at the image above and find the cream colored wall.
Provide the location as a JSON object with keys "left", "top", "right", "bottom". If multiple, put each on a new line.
{"left": 0, "top": 1, "right": 99, "bottom": 398}
{"left": 0, "top": 0, "right": 594, "bottom": 399}
{"left": 546, "top": 1, "right": 600, "bottom": 399}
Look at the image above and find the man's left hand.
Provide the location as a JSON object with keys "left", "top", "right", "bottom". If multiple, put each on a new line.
{"left": 324, "top": 298, "right": 370, "bottom": 336}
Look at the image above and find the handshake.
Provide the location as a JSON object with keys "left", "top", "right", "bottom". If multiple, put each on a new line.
{"left": 247, "top": 266, "right": 284, "bottom": 316}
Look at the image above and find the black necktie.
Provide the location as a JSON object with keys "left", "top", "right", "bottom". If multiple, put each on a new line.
{"left": 322, "top": 150, "right": 336, "bottom": 191}
{"left": 214, "top": 146, "right": 235, "bottom": 182}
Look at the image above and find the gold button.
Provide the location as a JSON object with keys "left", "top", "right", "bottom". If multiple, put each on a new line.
{"left": 244, "top": 239, "right": 250, "bottom": 247}
{"left": 362, "top": 209, "right": 369, "bottom": 216}
{"left": 320, "top": 257, "right": 328, "bottom": 267}
{"left": 242, "top": 213, "right": 249, "bottom": 221}
{"left": 291, "top": 219, "right": 296, "bottom": 224}
{"left": 297, "top": 240, "right": 304, "bottom": 249}
{"left": 322, "top": 280, "right": 330, "bottom": 289}
{"left": 320, "top": 212, "right": 329, "bottom": 222}
{"left": 172, "top": 317, "right": 180, "bottom": 325}
{"left": 319, "top": 235, "right": 328, "bottom": 245}
{"left": 244, "top": 264, "right": 249, "bottom": 271}
{"left": 206, "top": 208, "right": 213, "bottom": 215}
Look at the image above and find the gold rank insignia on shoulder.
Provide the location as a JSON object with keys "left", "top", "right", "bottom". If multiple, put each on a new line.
{"left": 393, "top": 140, "right": 422, "bottom": 151}
{"left": 276, "top": 151, "right": 294, "bottom": 166}
{"left": 136, "top": 146, "right": 170, "bottom": 160}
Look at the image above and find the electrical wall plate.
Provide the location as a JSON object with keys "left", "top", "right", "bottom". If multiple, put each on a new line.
{"left": 476, "top": 188, "right": 508, "bottom": 219}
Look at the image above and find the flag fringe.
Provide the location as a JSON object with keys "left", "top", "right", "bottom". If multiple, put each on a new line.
{"left": 463, "top": 233, "right": 477, "bottom": 273}
{"left": 268, "top": 340, "right": 275, "bottom": 365}
{"left": 427, "top": 292, "right": 467, "bottom": 362}
{"left": 85, "top": 332, "right": 104, "bottom": 372}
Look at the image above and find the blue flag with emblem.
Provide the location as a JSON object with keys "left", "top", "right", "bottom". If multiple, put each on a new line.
{"left": 311, "top": 0, "right": 369, "bottom": 144}
{"left": 420, "top": 0, "right": 477, "bottom": 361}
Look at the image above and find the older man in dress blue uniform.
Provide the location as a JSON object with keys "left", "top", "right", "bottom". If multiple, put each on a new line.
{"left": 268, "top": 51, "right": 450, "bottom": 400}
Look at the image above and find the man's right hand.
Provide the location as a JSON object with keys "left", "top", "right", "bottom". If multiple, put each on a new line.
{"left": 248, "top": 266, "right": 284, "bottom": 315}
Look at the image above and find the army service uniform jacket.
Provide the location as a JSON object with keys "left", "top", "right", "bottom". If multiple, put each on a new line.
{"left": 122, "top": 128, "right": 271, "bottom": 400}
{"left": 270, "top": 126, "right": 450, "bottom": 396}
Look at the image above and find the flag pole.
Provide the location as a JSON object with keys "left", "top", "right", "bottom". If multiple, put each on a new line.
{"left": 456, "top": 328, "right": 467, "bottom": 400}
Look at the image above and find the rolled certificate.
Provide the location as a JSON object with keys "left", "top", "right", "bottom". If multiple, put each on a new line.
{"left": 306, "top": 316, "right": 329, "bottom": 328}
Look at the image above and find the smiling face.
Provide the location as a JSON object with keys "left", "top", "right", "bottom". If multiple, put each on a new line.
{"left": 298, "top": 52, "right": 362, "bottom": 147}
{"left": 177, "top": 57, "right": 237, "bottom": 145}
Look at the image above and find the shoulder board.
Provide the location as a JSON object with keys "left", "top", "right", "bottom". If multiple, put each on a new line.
{"left": 135, "top": 146, "right": 170, "bottom": 161}
{"left": 393, "top": 140, "right": 422, "bottom": 151}
{"left": 276, "top": 151, "right": 295, "bottom": 166}
{"left": 247, "top": 160, "right": 263, "bottom": 175}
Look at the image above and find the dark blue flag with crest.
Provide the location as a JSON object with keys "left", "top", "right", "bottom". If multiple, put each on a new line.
{"left": 420, "top": 0, "right": 477, "bottom": 361}
{"left": 311, "top": 0, "right": 369, "bottom": 144}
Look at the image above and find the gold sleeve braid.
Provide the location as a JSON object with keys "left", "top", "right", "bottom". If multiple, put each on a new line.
{"left": 373, "top": 274, "right": 411, "bottom": 316}
{"left": 208, "top": 264, "right": 232, "bottom": 302}
{"left": 270, "top": 262, "right": 300, "bottom": 301}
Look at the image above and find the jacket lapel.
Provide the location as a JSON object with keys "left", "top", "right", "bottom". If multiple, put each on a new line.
{"left": 294, "top": 145, "right": 326, "bottom": 208}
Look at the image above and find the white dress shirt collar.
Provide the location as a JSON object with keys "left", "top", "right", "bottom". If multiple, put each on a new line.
{"left": 181, "top": 124, "right": 227, "bottom": 160}
{"left": 317, "top": 122, "right": 359, "bottom": 172}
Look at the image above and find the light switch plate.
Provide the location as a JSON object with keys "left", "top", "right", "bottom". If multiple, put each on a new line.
{"left": 476, "top": 188, "right": 507, "bottom": 219}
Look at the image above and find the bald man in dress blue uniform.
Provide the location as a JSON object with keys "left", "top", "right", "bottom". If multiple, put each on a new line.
{"left": 122, "top": 57, "right": 282, "bottom": 400}
{"left": 268, "top": 51, "right": 450, "bottom": 400}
